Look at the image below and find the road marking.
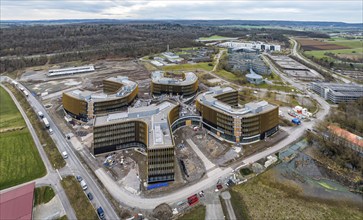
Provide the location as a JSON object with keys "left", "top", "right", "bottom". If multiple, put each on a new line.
{"left": 56, "top": 169, "right": 63, "bottom": 180}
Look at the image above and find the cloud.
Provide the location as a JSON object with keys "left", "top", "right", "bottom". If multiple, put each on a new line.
{"left": 0, "top": 0, "right": 362, "bottom": 23}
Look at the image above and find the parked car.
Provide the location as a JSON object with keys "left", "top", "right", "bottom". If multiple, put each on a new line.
{"left": 97, "top": 207, "right": 105, "bottom": 220}
{"left": 62, "top": 151, "right": 68, "bottom": 159}
{"left": 87, "top": 192, "right": 93, "bottom": 200}
{"left": 80, "top": 180, "right": 88, "bottom": 190}
{"left": 76, "top": 175, "right": 83, "bottom": 182}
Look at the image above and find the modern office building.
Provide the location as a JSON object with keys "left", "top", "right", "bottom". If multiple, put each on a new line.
{"left": 196, "top": 87, "right": 279, "bottom": 144}
{"left": 93, "top": 101, "right": 179, "bottom": 183}
{"left": 310, "top": 82, "right": 363, "bottom": 103}
{"left": 151, "top": 71, "right": 198, "bottom": 96}
{"left": 246, "top": 69, "right": 264, "bottom": 84}
{"left": 62, "top": 76, "right": 138, "bottom": 121}
{"left": 48, "top": 65, "right": 95, "bottom": 77}
{"left": 228, "top": 51, "right": 271, "bottom": 75}
{"left": 219, "top": 41, "right": 281, "bottom": 52}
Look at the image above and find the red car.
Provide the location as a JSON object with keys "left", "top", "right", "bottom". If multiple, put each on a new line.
{"left": 216, "top": 184, "right": 223, "bottom": 190}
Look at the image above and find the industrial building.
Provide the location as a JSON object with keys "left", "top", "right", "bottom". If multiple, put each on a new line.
{"left": 310, "top": 82, "right": 363, "bottom": 103}
{"left": 48, "top": 65, "right": 95, "bottom": 77}
{"left": 196, "top": 87, "right": 279, "bottom": 144}
{"left": 93, "top": 101, "right": 179, "bottom": 183}
{"left": 62, "top": 76, "right": 138, "bottom": 121}
{"left": 219, "top": 41, "right": 281, "bottom": 52}
{"left": 151, "top": 71, "right": 198, "bottom": 96}
{"left": 246, "top": 68, "right": 264, "bottom": 84}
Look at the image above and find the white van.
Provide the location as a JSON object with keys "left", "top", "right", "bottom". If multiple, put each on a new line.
{"left": 62, "top": 151, "right": 68, "bottom": 159}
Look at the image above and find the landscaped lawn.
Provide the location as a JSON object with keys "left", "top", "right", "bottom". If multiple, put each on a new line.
{"left": 0, "top": 86, "right": 46, "bottom": 190}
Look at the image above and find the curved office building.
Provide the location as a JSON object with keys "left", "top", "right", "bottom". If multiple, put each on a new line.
{"left": 62, "top": 76, "right": 138, "bottom": 121}
{"left": 151, "top": 71, "right": 198, "bottom": 96}
{"left": 196, "top": 87, "right": 279, "bottom": 144}
{"left": 93, "top": 101, "right": 179, "bottom": 183}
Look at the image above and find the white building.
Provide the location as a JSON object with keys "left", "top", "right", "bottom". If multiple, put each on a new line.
{"left": 219, "top": 41, "right": 281, "bottom": 52}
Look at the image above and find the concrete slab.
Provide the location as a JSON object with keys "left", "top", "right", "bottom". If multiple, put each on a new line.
{"left": 186, "top": 139, "right": 215, "bottom": 171}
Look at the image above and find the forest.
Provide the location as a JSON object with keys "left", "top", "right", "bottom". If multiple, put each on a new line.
{"left": 0, "top": 23, "right": 328, "bottom": 73}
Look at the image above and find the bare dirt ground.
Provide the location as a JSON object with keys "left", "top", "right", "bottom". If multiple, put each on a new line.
{"left": 20, "top": 59, "right": 151, "bottom": 99}
{"left": 174, "top": 128, "right": 206, "bottom": 182}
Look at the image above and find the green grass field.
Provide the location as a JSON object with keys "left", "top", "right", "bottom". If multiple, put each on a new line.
{"left": 0, "top": 87, "right": 25, "bottom": 130}
{"left": 162, "top": 62, "right": 213, "bottom": 72}
{"left": 34, "top": 186, "right": 56, "bottom": 206}
{"left": 0, "top": 86, "right": 46, "bottom": 190}
{"left": 304, "top": 38, "right": 363, "bottom": 63}
{"left": 178, "top": 205, "right": 206, "bottom": 220}
{"left": 324, "top": 38, "right": 363, "bottom": 49}
{"left": 6, "top": 84, "right": 66, "bottom": 169}
{"left": 305, "top": 48, "right": 363, "bottom": 59}
{"left": 198, "top": 35, "right": 236, "bottom": 41}
{"left": 214, "top": 69, "right": 239, "bottom": 81}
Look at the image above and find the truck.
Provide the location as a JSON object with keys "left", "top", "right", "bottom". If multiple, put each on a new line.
{"left": 80, "top": 180, "right": 88, "bottom": 190}
{"left": 291, "top": 118, "right": 301, "bottom": 125}
{"left": 42, "top": 117, "right": 50, "bottom": 128}
{"left": 97, "top": 207, "right": 105, "bottom": 220}
{"left": 38, "top": 111, "right": 44, "bottom": 118}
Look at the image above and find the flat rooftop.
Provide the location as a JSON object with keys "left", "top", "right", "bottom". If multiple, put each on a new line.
{"left": 64, "top": 76, "right": 137, "bottom": 102}
{"left": 94, "top": 101, "right": 178, "bottom": 149}
{"left": 0, "top": 182, "right": 35, "bottom": 220}
{"left": 313, "top": 82, "right": 363, "bottom": 97}
{"left": 48, "top": 65, "right": 95, "bottom": 76}
{"left": 151, "top": 71, "right": 197, "bottom": 86}
{"left": 197, "top": 86, "right": 276, "bottom": 116}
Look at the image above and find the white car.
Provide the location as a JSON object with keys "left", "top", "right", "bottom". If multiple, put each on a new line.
{"left": 62, "top": 151, "right": 68, "bottom": 159}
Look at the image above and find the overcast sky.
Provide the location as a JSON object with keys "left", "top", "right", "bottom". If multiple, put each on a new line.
{"left": 1, "top": 0, "right": 362, "bottom": 23}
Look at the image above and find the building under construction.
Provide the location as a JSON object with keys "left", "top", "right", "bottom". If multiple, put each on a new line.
{"left": 62, "top": 76, "right": 138, "bottom": 121}
{"left": 196, "top": 87, "right": 279, "bottom": 144}
{"left": 151, "top": 71, "right": 198, "bottom": 96}
{"left": 93, "top": 100, "right": 180, "bottom": 183}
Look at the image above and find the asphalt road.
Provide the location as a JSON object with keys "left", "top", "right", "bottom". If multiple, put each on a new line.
{"left": 1, "top": 77, "right": 119, "bottom": 220}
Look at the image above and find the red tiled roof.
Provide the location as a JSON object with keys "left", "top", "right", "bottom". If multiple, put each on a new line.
{"left": 0, "top": 182, "right": 35, "bottom": 220}
{"left": 328, "top": 125, "right": 363, "bottom": 149}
